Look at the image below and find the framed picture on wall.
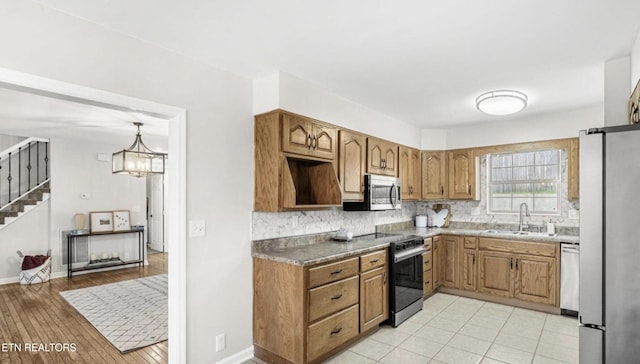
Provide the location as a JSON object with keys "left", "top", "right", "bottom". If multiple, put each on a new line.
{"left": 113, "top": 210, "right": 132, "bottom": 232}
{"left": 89, "top": 211, "right": 114, "bottom": 233}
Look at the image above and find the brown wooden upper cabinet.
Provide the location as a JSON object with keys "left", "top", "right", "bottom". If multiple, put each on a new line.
{"left": 254, "top": 110, "right": 342, "bottom": 211}
{"left": 421, "top": 151, "right": 447, "bottom": 200}
{"left": 339, "top": 130, "right": 367, "bottom": 201}
{"left": 399, "top": 146, "right": 421, "bottom": 200}
{"left": 448, "top": 149, "right": 476, "bottom": 200}
{"left": 568, "top": 138, "right": 579, "bottom": 200}
{"left": 282, "top": 112, "right": 337, "bottom": 160}
{"left": 367, "top": 137, "right": 398, "bottom": 177}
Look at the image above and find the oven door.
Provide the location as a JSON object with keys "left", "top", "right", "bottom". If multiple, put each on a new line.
{"left": 391, "top": 246, "right": 424, "bottom": 313}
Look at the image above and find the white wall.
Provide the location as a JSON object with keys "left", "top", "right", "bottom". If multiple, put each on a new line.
{"left": 631, "top": 31, "right": 640, "bottom": 94}
{"left": 421, "top": 129, "right": 448, "bottom": 150}
{"left": 48, "top": 137, "right": 147, "bottom": 273}
{"left": 0, "top": 200, "right": 49, "bottom": 282}
{"left": 444, "top": 106, "right": 602, "bottom": 150}
{"left": 0, "top": 1, "right": 253, "bottom": 363}
{"left": 254, "top": 72, "right": 423, "bottom": 148}
{"left": 604, "top": 56, "right": 631, "bottom": 126}
{"left": 0, "top": 133, "right": 26, "bottom": 150}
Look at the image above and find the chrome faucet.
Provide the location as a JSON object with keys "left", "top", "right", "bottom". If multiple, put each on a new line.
{"left": 519, "top": 202, "right": 530, "bottom": 231}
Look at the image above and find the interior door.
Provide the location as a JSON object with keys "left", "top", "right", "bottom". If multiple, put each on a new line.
{"left": 147, "top": 174, "right": 165, "bottom": 252}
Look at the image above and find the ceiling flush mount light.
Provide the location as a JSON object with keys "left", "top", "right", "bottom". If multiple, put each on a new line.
{"left": 112, "top": 122, "right": 167, "bottom": 177}
{"left": 476, "top": 90, "right": 528, "bottom": 116}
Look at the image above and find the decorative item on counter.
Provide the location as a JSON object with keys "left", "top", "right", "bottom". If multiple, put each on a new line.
{"left": 113, "top": 210, "right": 132, "bottom": 232}
{"left": 425, "top": 208, "right": 435, "bottom": 227}
{"left": 331, "top": 228, "right": 353, "bottom": 241}
{"left": 415, "top": 215, "right": 427, "bottom": 228}
{"left": 629, "top": 78, "right": 640, "bottom": 124}
{"left": 432, "top": 204, "right": 451, "bottom": 228}
{"left": 89, "top": 211, "right": 114, "bottom": 233}
{"left": 547, "top": 220, "right": 556, "bottom": 235}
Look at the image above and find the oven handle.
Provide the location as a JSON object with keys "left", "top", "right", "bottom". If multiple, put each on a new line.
{"left": 394, "top": 246, "right": 426, "bottom": 263}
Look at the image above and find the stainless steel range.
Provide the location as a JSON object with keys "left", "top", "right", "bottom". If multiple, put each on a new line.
{"left": 388, "top": 236, "right": 425, "bottom": 327}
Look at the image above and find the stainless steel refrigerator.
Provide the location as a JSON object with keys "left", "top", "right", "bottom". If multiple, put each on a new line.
{"left": 579, "top": 124, "right": 640, "bottom": 363}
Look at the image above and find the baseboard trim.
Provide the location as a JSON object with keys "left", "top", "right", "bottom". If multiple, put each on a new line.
{"left": 215, "top": 347, "right": 253, "bottom": 364}
{"left": 0, "top": 276, "right": 19, "bottom": 285}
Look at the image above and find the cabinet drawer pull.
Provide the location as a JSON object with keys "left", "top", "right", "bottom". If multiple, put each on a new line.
{"left": 330, "top": 269, "right": 343, "bottom": 275}
{"left": 370, "top": 259, "right": 379, "bottom": 264}
{"left": 331, "top": 294, "right": 343, "bottom": 300}
{"left": 312, "top": 135, "right": 317, "bottom": 149}
{"left": 307, "top": 134, "right": 312, "bottom": 149}
{"left": 424, "top": 259, "right": 430, "bottom": 264}
{"left": 330, "top": 327, "right": 343, "bottom": 335}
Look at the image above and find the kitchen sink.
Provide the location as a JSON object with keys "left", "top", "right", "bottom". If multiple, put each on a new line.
{"left": 483, "top": 229, "right": 558, "bottom": 238}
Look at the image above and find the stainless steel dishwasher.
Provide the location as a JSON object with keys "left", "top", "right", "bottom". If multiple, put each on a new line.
{"left": 560, "top": 242, "right": 580, "bottom": 316}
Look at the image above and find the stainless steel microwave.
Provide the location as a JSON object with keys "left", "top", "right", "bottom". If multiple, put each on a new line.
{"left": 343, "top": 174, "right": 402, "bottom": 211}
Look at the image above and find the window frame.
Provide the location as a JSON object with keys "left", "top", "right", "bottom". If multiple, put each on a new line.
{"left": 487, "top": 149, "right": 562, "bottom": 215}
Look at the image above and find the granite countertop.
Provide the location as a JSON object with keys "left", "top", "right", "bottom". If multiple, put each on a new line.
{"left": 252, "top": 233, "right": 414, "bottom": 266}
{"left": 390, "top": 227, "right": 580, "bottom": 244}
{"left": 252, "top": 225, "right": 579, "bottom": 267}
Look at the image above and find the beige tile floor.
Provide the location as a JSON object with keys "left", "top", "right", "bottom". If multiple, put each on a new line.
{"left": 247, "top": 293, "right": 579, "bottom": 364}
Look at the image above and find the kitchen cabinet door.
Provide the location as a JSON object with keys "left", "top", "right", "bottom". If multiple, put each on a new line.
{"left": 359, "top": 266, "right": 388, "bottom": 332}
{"left": 339, "top": 130, "right": 367, "bottom": 201}
{"left": 478, "top": 251, "right": 513, "bottom": 298}
{"left": 282, "top": 113, "right": 336, "bottom": 160}
{"left": 514, "top": 254, "right": 556, "bottom": 305}
{"left": 400, "top": 146, "right": 421, "bottom": 200}
{"left": 433, "top": 236, "right": 443, "bottom": 289}
{"left": 367, "top": 137, "right": 398, "bottom": 177}
{"left": 462, "top": 249, "right": 477, "bottom": 291}
{"left": 441, "top": 235, "right": 461, "bottom": 289}
{"left": 568, "top": 138, "right": 579, "bottom": 201}
{"left": 421, "top": 151, "right": 447, "bottom": 200}
{"left": 448, "top": 149, "right": 475, "bottom": 200}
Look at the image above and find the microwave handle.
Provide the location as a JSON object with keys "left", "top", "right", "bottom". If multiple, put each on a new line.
{"left": 390, "top": 184, "right": 398, "bottom": 208}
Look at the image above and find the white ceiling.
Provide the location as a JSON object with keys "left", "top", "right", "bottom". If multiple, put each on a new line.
{"left": 0, "top": 86, "right": 169, "bottom": 151}
{"left": 16, "top": 1, "right": 640, "bottom": 129}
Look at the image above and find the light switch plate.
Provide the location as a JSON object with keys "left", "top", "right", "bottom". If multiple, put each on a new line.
{"left": 189, "top": 220, "right": 206, "bottom": 237}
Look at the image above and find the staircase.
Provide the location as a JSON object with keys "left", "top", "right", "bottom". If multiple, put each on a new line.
{"left": 0, "top": 137, "right": 50, "bottom": 230}
{"left": 0, "top": 181, "right": 50, "bottom": 229}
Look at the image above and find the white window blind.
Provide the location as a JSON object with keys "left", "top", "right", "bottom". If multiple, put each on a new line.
{"left": 488, "top": 149, "right": 561, "bottom": 214}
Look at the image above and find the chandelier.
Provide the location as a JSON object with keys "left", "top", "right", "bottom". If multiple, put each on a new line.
{"left": 112, "top": 122, "right": 166, "bottom": 177}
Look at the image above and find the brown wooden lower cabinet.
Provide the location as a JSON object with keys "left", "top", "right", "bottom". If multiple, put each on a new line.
{"left": 476, "top": 238, "right": 558, "bottom": 306}
{"left": 253, "top": 248, "right": 388, "bottom": 364}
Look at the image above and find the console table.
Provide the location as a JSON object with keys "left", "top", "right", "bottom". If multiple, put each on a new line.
{"left": 67, "top": 228, "right": 144, "bottom": 278}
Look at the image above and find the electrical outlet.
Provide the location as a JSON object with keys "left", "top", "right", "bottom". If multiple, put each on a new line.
{"left": 215, "top": 333, "right": 226, "bottom": 352}
{"left": 189, "top": 220, "right": 206, "bottom": 237}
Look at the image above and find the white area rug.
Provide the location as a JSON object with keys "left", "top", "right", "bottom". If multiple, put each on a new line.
{"left": 60, "top": 274, "right": 168, "bottom": 353}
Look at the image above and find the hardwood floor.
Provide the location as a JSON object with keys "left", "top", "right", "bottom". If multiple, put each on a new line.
{"left": 0, "top": 253, "right": 168, "bottom": 364}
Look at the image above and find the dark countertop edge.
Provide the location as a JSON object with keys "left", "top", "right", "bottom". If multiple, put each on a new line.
{"left": 253, "top": 241, "right": 392, "bottom": 267}
{"left": 252, "top": 228, "right": 579, "bottom": 266}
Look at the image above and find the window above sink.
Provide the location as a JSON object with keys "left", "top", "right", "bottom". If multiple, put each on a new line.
{"left": 487, "top": 149, "right": 561, "bottom": 215}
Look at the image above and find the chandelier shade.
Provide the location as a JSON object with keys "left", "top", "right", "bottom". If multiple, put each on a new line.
{"left": 112, "top": 122, "right": 167, "bottom": 177}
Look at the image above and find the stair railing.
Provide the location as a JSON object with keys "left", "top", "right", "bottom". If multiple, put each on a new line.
{"left": 0, "top": 137, "right": 50, "bottom": 211}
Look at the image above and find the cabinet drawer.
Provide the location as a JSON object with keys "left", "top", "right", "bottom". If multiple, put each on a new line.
{"left": 308, "top": 276, "right": 359, "bottom": 322}
{"left": 360, "top": 250, "right": 387, "bottom": 272}
{"left": 423, "top": 270, "right": 433, "bottom": 293}
{"left": 307, "top": 305, "right": 359, "bottom": 362}
{"left": 308, "top": 258, "right": 359, "bottom": 288}
{"left": 422, "top": 252, "right": 433, "bottom": 271}
{"left": 479, "top": 238, "right": 556, "bottom": 257}
{"left": 424, "top": 238, "right": 433, "bottom": 252}
{"left": 464, "top": 237, "right": 478, "bottom": 249}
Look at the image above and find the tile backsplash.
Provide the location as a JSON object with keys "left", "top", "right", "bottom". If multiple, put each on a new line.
{"left": 252, "top": 152, "right": 579, "bottom": 240}
{"left": 252, "top": 203, "right": 418, "bottom": 240}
